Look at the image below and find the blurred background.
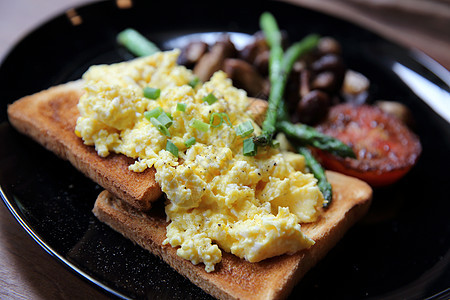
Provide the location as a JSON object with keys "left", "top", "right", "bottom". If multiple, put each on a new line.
{"left": 0, "top": 0, "right": 449, "bottom": 69}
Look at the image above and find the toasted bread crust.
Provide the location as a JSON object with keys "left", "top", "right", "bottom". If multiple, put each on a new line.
{"left": 93, "top": 170, "right": 372, "bottom": 300}
{"left": 7, "top": 81, "right": 161, "bottom": 210}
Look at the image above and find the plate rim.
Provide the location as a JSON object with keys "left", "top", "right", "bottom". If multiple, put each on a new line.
{"left": 0, "top": 0, "right": 449, "bottom": 299}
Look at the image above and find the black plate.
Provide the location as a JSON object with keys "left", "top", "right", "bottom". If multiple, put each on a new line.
{"left": 1, "top": 0, "right": 449, "bottom": 299}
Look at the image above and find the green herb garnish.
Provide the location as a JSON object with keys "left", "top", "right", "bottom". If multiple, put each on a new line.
{"left": 143, "top": 87, "right": 161, "bottom": 100}
{"left": 202, "top": 93, "right": 218, "bottom": 105}
{"left": 184, "top": 137, "right": 196, "bottom": 148}
{"left": 176, "top": 103, "right": 187, "bottom": 112}
{"left": 243, "top": 138, "right": 257, "bottom": 156}
{"left": 166, "top": 140, "right": 178, "bottom": 157}
{"left": 235, "top": 121, "right": 254, "bottom": 137}
{"left": 117, "top": 28, "right": 160, "bottom": 57}
{"left": 190, "top": 119, "right": 210, "bottom": 132}
{"left": 144, "top": 107, "right": 163, "bottom": 120}
{"left": 150, "top": 117, "right": 171, "bottom": 137}
{"left": 188, "top": 76, "right": 200, "bottom": 88}
{"left": 156, "top": 112, "right": 173, "bottom": 128}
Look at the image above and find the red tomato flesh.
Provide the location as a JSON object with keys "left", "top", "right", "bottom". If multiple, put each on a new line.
{"left": 315, "top": 104, "right": 422, "bottom": 187}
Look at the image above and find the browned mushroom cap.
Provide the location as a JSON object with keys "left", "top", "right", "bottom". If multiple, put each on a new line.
{"left": 239, "top": 31, "right": 269, "bottom": 64}
{"left": 223, "top": 58, "right": 269, "bottom": 98}
{"left": 177, "top": 41, "right": 208, "bottom": 68}
{"left": 311, "top": 71, "right": 339, "bottom": 93}
{"left": 317, "top": 37, "right": 342, "bottom": 55}
{"left": 311, "top": 54, "right": 345, "bottom": 76}
{"left": 239, "top": 30, "right": 292, "bottom": 76}
{"left": 296, "top": 90, "right": 331, "bottom": 125}
{"left": 299, "top": 69, "right": 312, "bottom": 98}
{"left": 309, "top": 53, "right": 346, "bottom": 96}
{"left": 193, "top": 35, "right": 237, "bottom": 82}
{"left": 341, "top": 69, "right": 370, "bottom": 104}
{"left": 253, "top": 50, "right": 270, "bottom": 76}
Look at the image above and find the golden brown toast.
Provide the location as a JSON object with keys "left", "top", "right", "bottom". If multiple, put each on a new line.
{"left": 93, "top": 170, "right": 372, "bottom": 300}
{"left": 7, "top": 81, "right": 161, "bottom": 210}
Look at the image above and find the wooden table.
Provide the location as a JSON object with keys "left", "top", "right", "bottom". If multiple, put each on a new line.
{"left": 1, "top": 1, "right": 448, "bottom": 299}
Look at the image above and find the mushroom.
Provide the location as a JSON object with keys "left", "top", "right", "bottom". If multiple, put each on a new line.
{"left": 296, "top": 90, "right": 331, "bottom": 125}
{"left": 307, "top": 52, "right": 347, "bottom": 98}
{"left": 193, "top": 35, "right": 237, "bottom": 82}
{"left": 177, "top": 41, "right": 208, "bottom": 68}
{"left": 317, "top": 37, "right": 342, "bottom": 56}
{"left": 311, "top": 71, "right": 338, "bottom": 93}
{"left": 253, "top": 50, "right": 270, "bottom": 76}
{"left": 223, "top": 58, "right": 269, "bottom": 98}
{"left": 341, "top": 69, "right": 370, "bottom": 104}
{"left": 239, "top": 31, "right": 269, "bottom": 64}
{"left": 299, "top": 69, "right": 311, "bottom": 98}
{"left": 239, "top": 30, "right": 291, "bottom": 76}
{"left": 311, "top": 54, "right": 346, "bottom": 80}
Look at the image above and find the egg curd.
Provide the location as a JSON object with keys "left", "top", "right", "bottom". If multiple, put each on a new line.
{"left": 75, "top": 50, "right": 324, "bottom": 272}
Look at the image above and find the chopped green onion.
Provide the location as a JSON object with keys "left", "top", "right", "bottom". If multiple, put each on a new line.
{"left": 235, "top": 120, "right": 254, "bottom": 137}
{"left": 143, "top": 87, "right": 161, "bottom": 99}
{"left": 221, "top": 113, "right": 233, "bottom": 128}
{"left": 144, "top": 107, "right": 163, "bottom": 120}
{"left": 210, "top": 112, "right": 233, "bottom": 128}
{"left": 243, "top": 138, "right": 257, "bottom": 156}
{"left": 190, "top": 119, "right": 209, "bottom": 132}
{"left": 202, "top": 93, "right": 218, "bottom": 105}
{"left": 210, "top": 113, "right": 223, "bottom": 128}
{"left": 177, "top": 103, "right": 187, "bottom": 112}
{"left": 150, "top": 117, "right": 171, "bottom": 137}
{"left": 188, "top": 76, "right": 200, "bottom": 88}
{"left": 117, "top": 28, "right": 160, "bottom": 57}
{"left": 184, "top": 137, "right": 196, "bottom": 148}
{"left": 157, "top": 112, "right": 173, "bottom": 128}
{"left": 166, "top": 140, "right": 178, "bottom": 157}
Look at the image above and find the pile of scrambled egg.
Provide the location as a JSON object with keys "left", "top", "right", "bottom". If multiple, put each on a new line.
{"left": 76, "top": 50, "right": 324, "bottom": 272}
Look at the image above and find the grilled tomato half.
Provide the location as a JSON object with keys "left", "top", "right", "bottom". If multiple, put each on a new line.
{"left": 315, "top": 103, "right": 421, "bottom": 187}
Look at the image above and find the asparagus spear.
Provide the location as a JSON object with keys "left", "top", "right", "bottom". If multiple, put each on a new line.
{"left": 256, "top": 12, "right": 334, "bottom": 206}
{"left": 296, "top": 146, "right": 332, "bottom": 207}
{"left": 277, "top": 121, "right": 355, "bottom": 158}
{"left": 277, "top": 98, "right": 351, "bottom": 207}
{"left": 254, "top": 12, "right": 319, "bottom": 147}
{"left": 277, "top": 98, "right": 354, "bottom": 157}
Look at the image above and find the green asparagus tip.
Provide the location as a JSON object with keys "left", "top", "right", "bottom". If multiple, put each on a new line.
{"left": 319, "top": 180, "right": 332, "bottom": 208}
{"left": 297, "top": 146, "right": 332, "bottom": 208}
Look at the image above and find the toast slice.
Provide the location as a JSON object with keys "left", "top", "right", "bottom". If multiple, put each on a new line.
{"left": 7, "top": 81, "right": 161, "bottom": 210}
{"left": 93, "top": 170, "right": 372, "bottom": 300}
{"left": 8, "top": 80, "right": 372, "bottom": 298}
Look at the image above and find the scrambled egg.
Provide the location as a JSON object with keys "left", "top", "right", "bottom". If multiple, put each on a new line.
{"left": 76, "top": 50, "right": 324, "bottom": 272}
